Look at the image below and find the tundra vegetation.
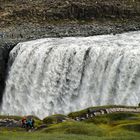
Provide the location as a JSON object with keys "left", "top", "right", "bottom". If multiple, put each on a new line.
{"left": 0, "top": 105, "right": 140, "bottom": 140}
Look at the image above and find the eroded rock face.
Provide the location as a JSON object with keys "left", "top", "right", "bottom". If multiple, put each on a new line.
{"left": 0, "top": 42, "right": 16, "bottom": 104}
{"left": 0, "top": 0, "right": 140, "bottom": 26}
{"left": 44, "top": 1, "right": 140, "bottom": 20}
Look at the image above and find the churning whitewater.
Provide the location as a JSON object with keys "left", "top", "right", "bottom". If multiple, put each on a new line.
{"left": 1, "top": 31, "right": 140, "bottom": 119}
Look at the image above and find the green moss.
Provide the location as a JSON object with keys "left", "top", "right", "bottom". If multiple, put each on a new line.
{"left": 0, "top": 105, "right": 140, "bottom": 139}
{"left": 0, "top": 112, "right": 140, "bottom": 140}
{"left": 0, "top": 115, "right": 22, "bottom": 121}
{"left": 42, "top": 121, "right": 105, "bottom": 136}
{"left": 0, "top": 127, "right": 24, "bottom": 132}
{"left": 108, "top": 129, "right": 140, "bottom": 140}
{"left": 43, "top": 114, "right": 67, "bottom": 125}
{"left": 119, "top": 123, "right": 140, "bottom": 132}
{"left": 86, "top": 112, "right": 139, "bottom": 125}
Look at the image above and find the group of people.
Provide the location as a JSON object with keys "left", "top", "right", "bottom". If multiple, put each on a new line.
{"left": 21, "top": 117, "right": 35, "bottom": 130}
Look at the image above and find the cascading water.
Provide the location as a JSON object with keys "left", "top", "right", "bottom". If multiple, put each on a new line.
{"left": 0, "top": 31, "right": 140, "bottom": 119}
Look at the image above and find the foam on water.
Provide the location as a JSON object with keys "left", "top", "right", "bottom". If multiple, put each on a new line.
{"left": 1, "top": 31, "right": 140, "bottom": 119}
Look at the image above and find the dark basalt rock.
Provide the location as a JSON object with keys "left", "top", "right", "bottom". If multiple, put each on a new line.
{"left": 0, "top": 41, "right": 16, "bottom": 104}
{"left": 45, "top": 2, "right": 140, "bottom": 20}
{"left": 0, "top": 118, "right": 20, "bottom": 127}
{"left": 0, "top": 0, "right": 140, "bottom": 27}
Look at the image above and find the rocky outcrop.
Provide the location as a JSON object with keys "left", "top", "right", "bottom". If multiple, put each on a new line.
{"left": 0, "top": 42, "right": 16, "bottom": 104}
{"left": 0, "top": 0, "right": 140, "bottom": 45}
{"left": 0, "top": 118, "right": 20, "bottom": 127}
{"left": 71, "top": 107, "right": 140, "bottom": 121}
{"left": 89, "top": 107, "right": 140, "bottom": 116}
{"left": 0, "top": 0, "right": 140, "bottom": 24}
{"left": 44, "top": 1, "right": 140, "bottom": 20}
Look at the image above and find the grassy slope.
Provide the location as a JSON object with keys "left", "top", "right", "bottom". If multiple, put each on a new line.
{"left": 0, "top": 122, "right": 140, "bottom": 140}
{"left": 0, "top": 106, "right": 140, "bottom": 140}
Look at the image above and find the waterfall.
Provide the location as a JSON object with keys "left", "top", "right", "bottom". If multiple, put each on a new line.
{"left": 1, "top": 31, "right": 140, "bottom": 119}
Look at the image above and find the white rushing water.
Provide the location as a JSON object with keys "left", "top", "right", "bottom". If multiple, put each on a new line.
{"left": 1, "top": 31, "right": 140, "bottom": 119}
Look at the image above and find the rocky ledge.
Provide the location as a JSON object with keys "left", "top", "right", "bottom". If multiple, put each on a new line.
{"left": 73, "top": 107, "right": 140, "bottom": 121}
{"left": 0, "top": 118, "right": 20, "bottom": 127}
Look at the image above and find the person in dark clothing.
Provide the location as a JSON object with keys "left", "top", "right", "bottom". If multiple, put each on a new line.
{"left": 31, "top": 118, "right": 35, "bottom": 128}
{"left": 21, "top": 116, "right": 35, "bottom": 131}
{"left": 26, "top": 117, "right": 35, "bottom": 131}
{"left": 26, "top": 118, "right": 32, "bottom": 129}
{"left": 21, "top": 117, "right": 27, "bottom": 128}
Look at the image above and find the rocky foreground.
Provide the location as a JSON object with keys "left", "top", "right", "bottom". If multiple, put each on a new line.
{"left": 0, "top": 106, "right": 140, "bottom": 129}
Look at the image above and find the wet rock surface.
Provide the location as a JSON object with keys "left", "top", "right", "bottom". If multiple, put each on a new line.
{"left": 0, "top": 42, "right": 16, "bottom": 103}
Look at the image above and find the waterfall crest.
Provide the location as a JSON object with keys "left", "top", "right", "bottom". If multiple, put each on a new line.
{"left": 1, "top": 31, "right": 140, "bottom": 119}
